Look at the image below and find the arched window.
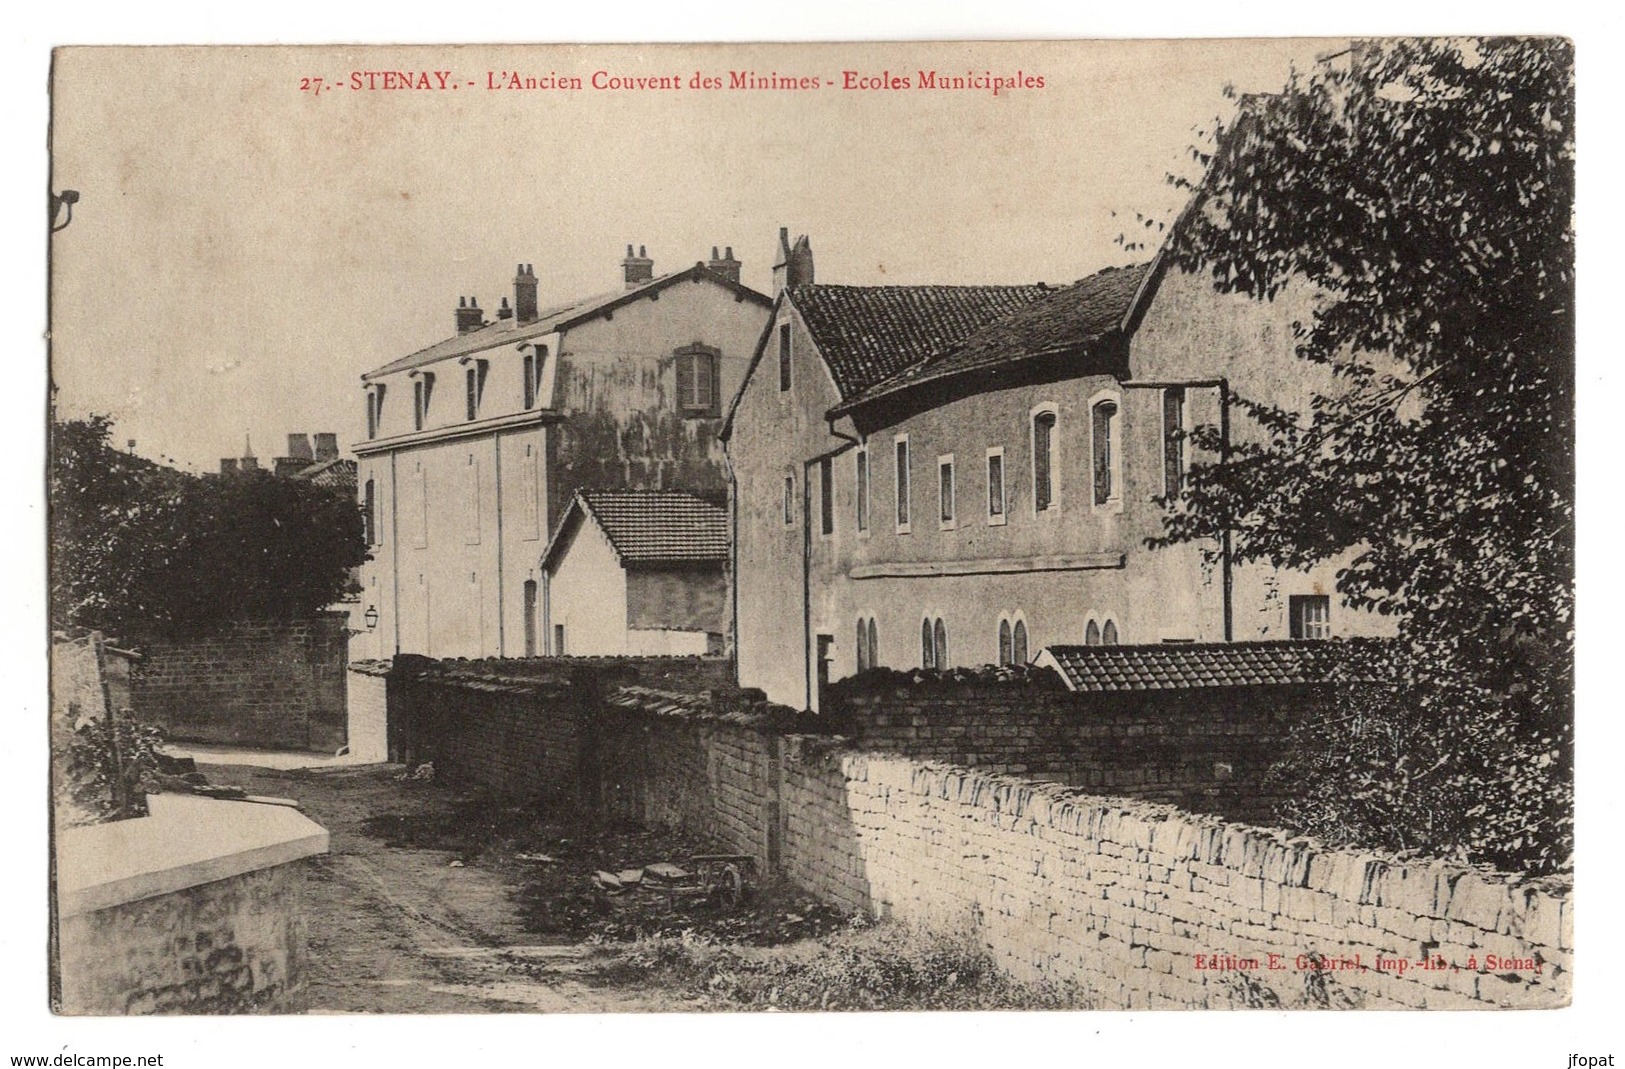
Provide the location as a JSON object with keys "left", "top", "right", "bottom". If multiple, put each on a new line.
{"left": 998, "top": 619, "right": 1013, "bottom": 666}
{"left": 921, "top": 618, "right": 935, "bottom": 669}
{"left": 1092, "top": 397, "right": 1121, "bottom": 507}
{"left": 857, "top": 618, "right": 869, "bottom": 672}
{"left": 933, "top": 618, "right": 948, "bottom": 669}
{"left": 867, "top": 618, "right": 878, "bottom": 669}
{"left": 1085, "top": 619, "right": 1102, "bottom": 646}
{"left": 1033, "top": 408, "right": 1057, "bottom": 512}
{"left": 1012, "top": 619, "right": 1028, "bottom": 664}
{"left": 1101, "top": 619, "right": 1119, "bottom": 646}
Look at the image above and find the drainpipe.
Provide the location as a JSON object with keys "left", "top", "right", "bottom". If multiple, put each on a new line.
{"left": 389, "top": 451, "right": 402, "bottom": 655}
{"left": 494, "top": 433, "right": 505, "bottom": 656}
{"left": 721, "top": 440, "right": 741, "bottom": 678}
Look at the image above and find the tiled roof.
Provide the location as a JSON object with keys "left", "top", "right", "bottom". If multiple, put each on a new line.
{"left": 563, "top": 491, "right": 729, "bottom": 566}
{"left": 836, "top": 263, "right": 1151, "bottom": 411}
{"left": 296, "top": 456, "right": 357, "bottom": 487}
{"left": 1038, "top": 640, "right": 1385, "bottom": 692}
{"left": 363, "top": 265, "right": 769, "bottom": 381}
{"left": 788, "top": 284, "right": 1052, "bottom": 399}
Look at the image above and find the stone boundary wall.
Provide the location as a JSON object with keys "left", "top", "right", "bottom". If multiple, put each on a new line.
{"left": 775, "top": 747, "right": 1571, "bottom": 1010}
{"left": 55, "top": 793, "right": 329, "bottom": 1015}
{"left": 825, "top": 671, "right": 1322, "bottom": 825}
{"left": 129, "top": 614, "right": 348, "bottom": 752}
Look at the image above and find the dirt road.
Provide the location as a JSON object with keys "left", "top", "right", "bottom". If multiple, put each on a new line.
{"left": 210, "top": 763, "right": 705, "bottom": 1013}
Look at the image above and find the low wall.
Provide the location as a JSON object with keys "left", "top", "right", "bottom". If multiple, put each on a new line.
{"left": 385, "top": 656, "right": 738, "bottom": 800}
{"left": 130, "top": 615, "right": 349, "bottom": 753}
{"left": 826, "top": 671, "right": 1313, "bottom": 825}
{"left": 776, "top": 748, "right": 1570, "bottom": 1010}
{"left": 55, "top": 793, "right": 329, "bottom": 1015}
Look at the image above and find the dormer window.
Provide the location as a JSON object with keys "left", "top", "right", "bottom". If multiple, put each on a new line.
{"left": 366, "top": 384, "right": 386, "bottom": 439}
{"left": 413, "top": 373, "right": 435, "bottom": 431}
{"left": 523, "top": 344, "right": 548, "bottom": 409}
{"left": 675, "top": 344, "right": 721, "bottom": 417}
{"left": 464, "top": 360, "right": 488, "bottom": 421}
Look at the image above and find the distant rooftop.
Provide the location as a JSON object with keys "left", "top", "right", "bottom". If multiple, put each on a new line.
{"left": 544, "top": 490, "right": 729, "bottom": 570}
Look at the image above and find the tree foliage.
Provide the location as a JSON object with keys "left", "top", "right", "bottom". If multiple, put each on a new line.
{"left": 1151, "top": 38, "right": 1574, "bottom": 873}
{"left": 50, "top": 415, "right": 369, "bottom": 638}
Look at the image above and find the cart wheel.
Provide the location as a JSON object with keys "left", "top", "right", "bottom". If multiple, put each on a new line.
{"left": 714, "top": 863, "right": 743, "bottom": 911}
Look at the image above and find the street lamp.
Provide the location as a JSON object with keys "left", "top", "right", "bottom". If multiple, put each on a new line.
{"left": 51, "top": 189, "right": 79, "bottom": 232}
{"left": 363, "top": 605, "right": 379, "bottom": 631}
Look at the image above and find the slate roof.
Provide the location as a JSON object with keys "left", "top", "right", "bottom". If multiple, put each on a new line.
{"left": 787, "top": 284, "right": 1052, "bottom": 399}
{"left": 834, "top": 262, "right": 1151, "bottom": 412}
{"left": 363, "top": 265, "right": 769, "bottom": 381}
{"left": 1038, "top": 640, "right": 1385, "bottom": 692}
{"left": 545, "top": 491, "right": 729, "bottom": 569}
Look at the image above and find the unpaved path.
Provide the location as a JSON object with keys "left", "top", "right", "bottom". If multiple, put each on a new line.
{"left": 206, "top": 763, "right": 702, "bottom": 1013}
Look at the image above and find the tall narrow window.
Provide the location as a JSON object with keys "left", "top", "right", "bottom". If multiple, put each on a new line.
{"left": 932, "top": 618, "right": 948, "bottom": 669}
{"left": 819, "top": 457, "right": 834, "bottom": 536}
{"left": 466, "top": 366, "right": 480, "bottom": 421}
{"left": 998, "top": 619, "right": 1012, "bottom": 666}
{"left": 553, "top": 624, "right": 566, "bottom": 656}
{"left": 675, "top": 346, "right": 719, "bottom": 417}
{"left": 895, "top": 435, "right": 911, "bottom": 531}
{"left": 856, "top": 618, "right": 869, "bottom": 672}
{"left": 1163, "top": 387, "right": 1186, "bottom": 499}
{"left": 1093, "top": 398, "right": 1120, "bottom": 506}
{"left": 1012, "top": 619, "right": 1028, "bottom": 663}
{"left": 1101, "top": 620, "right": 1118, "bottom": 646}
{"left": 523, "top": 350, "right": 537, "bottom": 409}
{"left": 938, "top": 455, "right": 955, "bottom": 528}
{"left": 921, "top": 618, "right": 934, "bottom": 669}
{"left": 1085, "top": 619, "right": 1102, "bottom": 646}
{"left": 1290, "top": 595, "right": 1332, "bottom": 640}
{"left": 523, "top": 580, "right": 538, "bottom": 657}
{"left": 986, "top": 447, "right": 1005, "bottom": 524}
{"left": 783, "top": 475, "right": 795, "bottom": 526}
{"left": 414, "top": 373, "right": 434, "bottom": 431}
{"left": 1033, "top": 410, "right": 1056, "bottom": 512}
{"left": 867, "top": 618, "right": 878, "bottom": 670}
{"left": 464, "top": 454, "right": 481, "bottom": 545}
{"left": 855, "top": 448, "right": 870, "bottom": 532}
{"left": 363, "top": 478, "right": 376, "bottom": 546}
{"left": 367, "top": 386, "right": 385, "bottom": 439}
{"left": 778, "top": 323, "right": 792, "bottom": 391}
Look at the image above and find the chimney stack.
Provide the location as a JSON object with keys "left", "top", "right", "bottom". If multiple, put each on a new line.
{"left": 313, "top": 433, "right": 339, "bottom": 462}
{"left": 497, "top": 297, "right": 513, "bottom": 321}
{"left": 771, "top": 228, "right": 814, "bottom": 295}
{"left": 287, "top": 433, "right": 314, "bottom": 461}
{"left": 622, "top": 244, "right": 654, "bottom": 289}
{"left": 514, "top": 263, "right": 538, "bottom": 323}
{"left": 456, "top": 296, "right": 484, "bottom": 334}
{"left": 707, "top": 245, "right": 742, "bottom": 284}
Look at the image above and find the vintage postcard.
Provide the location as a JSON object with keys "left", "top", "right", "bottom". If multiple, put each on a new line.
{"left": 43, "top": 35, "right": 1576, "bottom": 1042}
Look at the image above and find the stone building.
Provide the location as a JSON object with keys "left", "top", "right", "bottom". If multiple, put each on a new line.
{"left": 722, "top": 230, "right": 1395, "bottom": 710}
{"left": 540, "top": 490, "right": 729, "bottom": 657}
{"left": 353, "top": 245, "right": 771, "bottom": 660}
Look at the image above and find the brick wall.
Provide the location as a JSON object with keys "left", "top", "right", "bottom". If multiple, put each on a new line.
{"left": 775, "top": 749, "right": 1569, "bottom": 1009}
{"left": 58, "top": 860, "right": 314, "bottom": 1015}
{"left": 130, "top": 615, "right": 348, "bottom": 752}
{"left": 825, "top": 672, "right": 1319, "bottom": 824}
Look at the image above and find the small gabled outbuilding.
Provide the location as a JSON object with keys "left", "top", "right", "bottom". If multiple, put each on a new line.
{"left": 539, "top": 490, "right": 729, "bottom": 657}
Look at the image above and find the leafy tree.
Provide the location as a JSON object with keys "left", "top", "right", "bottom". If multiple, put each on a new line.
{"left": 50, "top": 415, "right": 369, "bottom": 638}
{"left": 1151, "top": 38, "right": 1574, "bottom": 873}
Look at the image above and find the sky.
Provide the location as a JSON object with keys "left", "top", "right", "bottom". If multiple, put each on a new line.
{"left": 47, "top": 39, "right": 1332, "bottom": 472}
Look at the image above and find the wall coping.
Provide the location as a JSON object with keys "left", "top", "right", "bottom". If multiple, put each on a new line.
{"left": 56, "top": 793, "right": 330, "bottom": 918}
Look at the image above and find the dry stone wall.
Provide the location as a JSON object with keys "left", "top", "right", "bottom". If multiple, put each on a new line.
{"left": 777, "top": 748, "right": 1570, "bottom": 1010}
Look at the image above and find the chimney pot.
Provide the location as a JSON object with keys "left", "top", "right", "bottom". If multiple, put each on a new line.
{"left": 456, "top": 293, "right": 484, "bottom": 333}
{"left": 514, "top": 260, "right": 540, "bottom": 323}
{"left": 707, "top": 243, "right": 743, "bottom": 285}
{"left": 287, "top": 433, "right": 314, "bottom": 461}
